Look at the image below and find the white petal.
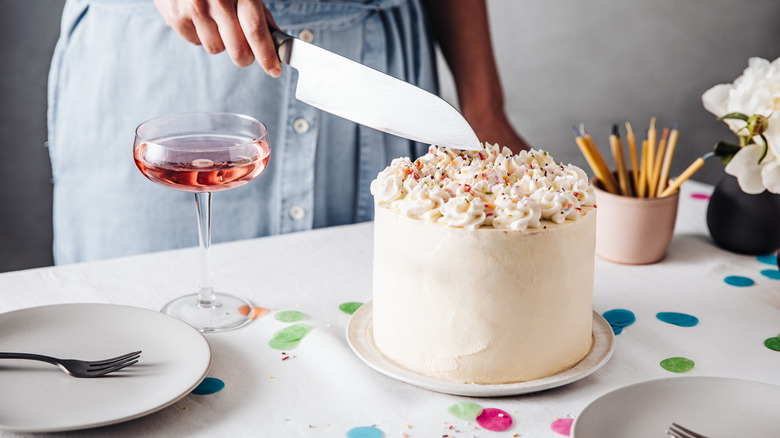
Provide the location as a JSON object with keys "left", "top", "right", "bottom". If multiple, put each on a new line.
{"left": 760, "top": 158, "right": 780, "bottom": 194}
{"left": 724, "top": 144, "right": 766, "bottom": 194}
{"left": 701, "top": 84, "right": 731, "bottom": 117}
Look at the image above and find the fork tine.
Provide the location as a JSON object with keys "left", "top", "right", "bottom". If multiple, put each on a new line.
{"left": 87, "top": 350, "right": 142, "bottom": 366}
{"left": 667, "top": 425, "right": 690, "bottom": 438}
{"left": 87, "top": 359, "right": 139, "bottom": 376}
{"left": 671, "top": 423, "right": 709, "bottom": 438}
{"left": 88, "top": 354, "right": 141, "bottom": 372}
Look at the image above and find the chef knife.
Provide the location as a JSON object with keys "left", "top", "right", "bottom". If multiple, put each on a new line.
{"left": 272, "top": 31, "right": 482, "bottom": 151}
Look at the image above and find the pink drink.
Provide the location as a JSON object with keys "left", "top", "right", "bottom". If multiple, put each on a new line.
{"left": 133, "top": 134, "right": 270, "bottom": 193}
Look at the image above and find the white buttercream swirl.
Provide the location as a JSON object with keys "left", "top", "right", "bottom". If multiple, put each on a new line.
{"left": 370, "top": 144, "right": 595, "bottom": 229}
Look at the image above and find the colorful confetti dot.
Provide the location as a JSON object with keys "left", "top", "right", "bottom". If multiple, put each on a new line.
{"left": 602, "top": 309, "right": 635, "bottom": 334}
{"left": 764, "top": 335, "right": 780, "bottom": 352}
{"left": 447, "top": 402, "right": 483, "bottom": 420}
{"left": 274, "top": 310, "right": 306, "bottom": 322}
{"left": 656, "top": 312, "right": 699, "bottom": 327}
{"left": 550, "top": 417, "right": 574, "bottom": 436}
{"left": 268, "top": 323, "right": 312, "bottom": 350}
{"left": 724, "top": 276, "right": 755, "bottom": 287}
{"left": 690, "top": 193, "right": 711, "bottom": 201}
{"left": 476, "top": 408, "right": 513, "bottom": 432}
{"left": 346, "top": 426, "right": 383, "bottom": 438}
{"left": 760, "top": 269, "right": 780, "bottom": 280}
{"left": 757, "top": 254, "right": 779, "bottom": 266}
{"left": 238, "top": 305, "right": 269, "bottom": 320}
{"left": 192, "top": 377, "right": 225, "bottom": 395}
{"left": 660, "top": 357, "right": 695, "bottom": 373}
{"left": 339, "top": 302, "right": 364, "bottom": 315}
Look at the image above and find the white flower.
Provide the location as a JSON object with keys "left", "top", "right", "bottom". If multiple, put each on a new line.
{"left": 702, "top": 56, "right": 780, "bottom": 194}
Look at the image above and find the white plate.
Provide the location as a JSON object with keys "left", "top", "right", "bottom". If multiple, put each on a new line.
{"left": 572, "top": 376, "right": 780, "bottom": 438}
{"left": 0, "top": 303, "right": 212, "bottom": 432}
{"left": 346, "top": 301, "right": 614, "bottom": 397}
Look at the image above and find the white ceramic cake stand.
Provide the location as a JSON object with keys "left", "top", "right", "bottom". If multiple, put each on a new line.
{"left": 346, "top": 301, "right": 615, "bottom": 397}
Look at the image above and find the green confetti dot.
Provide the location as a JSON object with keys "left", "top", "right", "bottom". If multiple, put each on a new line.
{"left": 764, "top": 335, "right": 780, "bottom": 352}
{"left": 660, "top": 356, "right": 695, "bottom": 373}
{"left": 448, "top": 401, "right": 484, "bottom": 421}
{"left": 274, "top": 310, "right": 306, "bottom": 322}
{"left": 339, "top": 302, "right": 364, "bottom": 315}
{"left": 268, "top": 323, "right": 311, "bottom": 350}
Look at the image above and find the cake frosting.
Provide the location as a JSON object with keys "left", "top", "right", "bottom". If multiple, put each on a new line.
{"left": 370, "top": 144, "right": 597, "bottom": 384}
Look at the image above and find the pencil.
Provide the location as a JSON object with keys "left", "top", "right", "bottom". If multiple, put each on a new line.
{"left": 572, "top": 126, "right": 619, "bottom": 194}
{"left": 625, "top": 121, "right": 639, "bottom": 191}
{"left": 610, "top": 124, "right": 632, "bottom": 196}
{"left": 637, "top": 139, "right": 649, "bottom": 198}
{"left": 659, "top": 152, "right": 713, "bottom": 198}
{"left": 657, "top": 123, "right": 679, "bottom": 195}
{"left": 650, "top": 127, "right": 669, "bottom": 197}
{"left": 583, "top": 128, "right": 619, "bottom": 192}
{"left": 647, "top": 117, "right": 658, "bottom": 197}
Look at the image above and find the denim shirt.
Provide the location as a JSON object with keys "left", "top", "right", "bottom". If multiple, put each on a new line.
{"left": 48, "top": 0, "right": 437, "bottom": 263}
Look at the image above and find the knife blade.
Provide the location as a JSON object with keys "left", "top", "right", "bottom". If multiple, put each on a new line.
{"left": 272, "top": 31, "right": 482, "bottom": 151}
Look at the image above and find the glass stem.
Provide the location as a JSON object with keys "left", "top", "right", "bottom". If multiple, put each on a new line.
{"left": 195, "top": 192, "right": 217, "bottom": 308}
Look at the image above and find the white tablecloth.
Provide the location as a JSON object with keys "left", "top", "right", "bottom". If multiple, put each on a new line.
{"left": 1, "top": 180, "right": 778, "bottom": 437}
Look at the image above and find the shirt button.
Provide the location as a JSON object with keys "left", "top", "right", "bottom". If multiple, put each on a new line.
{"left": 298, "top": 29, "right": 314, "bottom": 43}
{"left": 289, "top": 205, "right": 306, "bottom": 220}
{"left": 293, "top": 118, "right": 310, "bottom": 134}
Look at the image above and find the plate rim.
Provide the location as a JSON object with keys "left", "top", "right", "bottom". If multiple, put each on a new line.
{"left": 0, "top": 302, "right": 212, "bottom": 432}
{"left": 571, "top": 376, "right": 780, "bottom": 437}
{"left": 346, "top": 301, "right": 615, "bottom": 397}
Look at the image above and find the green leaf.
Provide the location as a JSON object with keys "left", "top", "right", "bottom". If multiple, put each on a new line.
{"left": 713, "top": 141, "right": 742, "bottom": 164}
{"left": 758, "top": 134, "right": 769, "bottom": 164}
{"left": 718, "top": 112, "right": 749, "bottom": 122}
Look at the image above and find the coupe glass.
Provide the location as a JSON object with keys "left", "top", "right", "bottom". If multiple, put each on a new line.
{"left": 133, "top": 112, "right": 271, "bottom": 332}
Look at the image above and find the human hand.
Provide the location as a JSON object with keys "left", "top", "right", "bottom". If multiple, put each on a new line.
{"left": 153, "top": 0, "right": 282, "bottom": 76}
{"left": 466, "top": 110, "right": 530, "bottom": 154}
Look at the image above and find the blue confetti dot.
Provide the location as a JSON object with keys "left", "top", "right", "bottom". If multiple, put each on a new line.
{"left": 656, "top": 312, "right": 699, "bottom": 327}
{"left": 347, "top": 426, "right": 384, "bottom": 438}
{"left": 760, "top": 269, "right": 780, "bottom": 280}
{"left": 724, "top": 276, "right": 755, "bottom": 287}
{"left": 757, "top": 254, "right": 779, "bottom": 266}
{"left": 192, "top": 377, "right": 225, "bottom": 395}
{"left": 603, "top": 309, "right": 635, "bottom": 335}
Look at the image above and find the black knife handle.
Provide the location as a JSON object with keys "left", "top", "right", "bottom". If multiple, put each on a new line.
{"left": 272, "top": 30, "right": 294, "bottom": 64}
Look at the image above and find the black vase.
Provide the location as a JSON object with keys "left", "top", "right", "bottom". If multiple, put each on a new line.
{"left": 706, "top": 175, "right": 780, "bottom": 255}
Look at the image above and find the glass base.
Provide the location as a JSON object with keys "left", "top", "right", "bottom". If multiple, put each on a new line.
{"left": 161, "top": 292, "right": 253, "bottom": 333}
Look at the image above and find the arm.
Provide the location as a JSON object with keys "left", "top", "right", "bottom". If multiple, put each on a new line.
{"left": 153, "top": 0, "right": 282, "bottom": 77}
{"left": 421, "top": 0, "right": 529, "bottom": 152}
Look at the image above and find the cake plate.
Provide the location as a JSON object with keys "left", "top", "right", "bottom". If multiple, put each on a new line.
{"left": 346, "top": 301, "right": 615, "bottom": 397}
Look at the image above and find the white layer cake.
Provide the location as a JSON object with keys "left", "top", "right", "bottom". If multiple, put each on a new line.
{"left": 370, "top": 144, "right": 596, "bottom": 384}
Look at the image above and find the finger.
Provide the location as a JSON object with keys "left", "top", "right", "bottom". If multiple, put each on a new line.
{"left": 153, "top": 0, "right": 202, "bottom": 45}
{"left": 209, "top": 0, "right": 256, "bottom": 67}
{"left": 237, "top": 0, "right": 282, "bottom": 77}
{"left": 188, "top": 0, "right": 226, "bottom": 54}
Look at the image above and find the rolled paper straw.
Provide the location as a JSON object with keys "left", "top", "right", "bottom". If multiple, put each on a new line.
{"left": 647, "top": 117, "right": 657, "bottom": 197}
{"left": 650, "top": 128, "right": 669, "bottom": 197}
{"left": 637, "top": 139, "right": 649, "bottom": 198}
{"left": 625, "top": 121, "right": 639, "bottom": 190}
{"left": 658, "top": 124, "right": 679, "bottom": 194}
{"left": 659, "top": 153, "right": 710, "bottom": 198}
{"left": 610, "top": 126, "right": 632, "bottom": 196}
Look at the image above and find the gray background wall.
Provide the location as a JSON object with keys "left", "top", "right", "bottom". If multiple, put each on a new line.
{"left": 2, "top": 0, "right": 779, "bottom": 272}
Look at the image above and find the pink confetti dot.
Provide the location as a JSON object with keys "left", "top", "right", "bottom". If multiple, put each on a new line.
{"left": 690, "top": 193, "right": 710, "bottom": 200}
{"left": 550, "top": 417, "right": 574, "bottom": 436}
{"left": 475, "top": 408, "right": 512, "bottom": 431}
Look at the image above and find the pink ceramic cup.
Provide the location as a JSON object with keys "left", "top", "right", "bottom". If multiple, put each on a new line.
{"left": 592, "top": 178, "right": 680, "bottom": 265}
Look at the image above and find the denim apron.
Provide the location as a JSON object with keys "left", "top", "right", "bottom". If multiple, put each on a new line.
{"left": 48, "top": 0, "right": 437, "bottom": 263}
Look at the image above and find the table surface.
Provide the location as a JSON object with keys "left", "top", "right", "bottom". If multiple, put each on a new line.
{"left": 1, "top": 180, "right": 778, "bottom": 437}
